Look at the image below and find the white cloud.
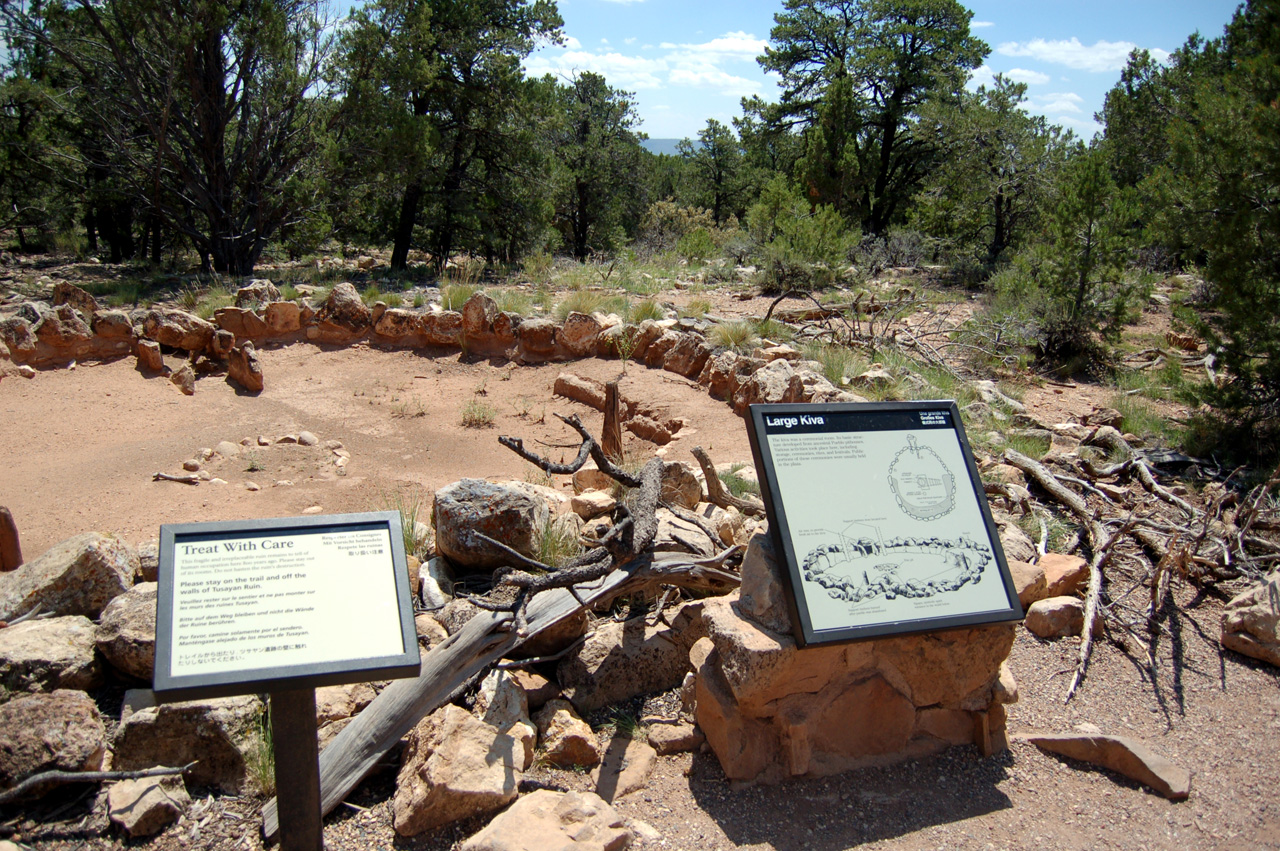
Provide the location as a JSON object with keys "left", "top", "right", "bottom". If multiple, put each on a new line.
{"left": 997, "top": 38, "right": 1169, "bottom": 73}
{"left": 624, "top": 37, "right": 636, "bottom": 45}
{"left": 524, "top": 30, "right": 766, "bottom": 97}
{"left": 971, "top": 20, "right": 994, "bottom": 29}
{"left": 1027, "top": 91, "right": 1084, "bottom": 113}
{"left": 1005, "top": 67, "right": 1050, "bottom": 85}
{"left": 562, "top": 36, "right": 582, "bottom": 50}
{"left": 600, "top": 38, "right": 609, "bottom": 45}
{"left": 966, "top": 64, "right": 996, "bottom": 91}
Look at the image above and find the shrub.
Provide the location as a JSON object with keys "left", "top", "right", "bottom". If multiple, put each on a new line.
{"left": 677, "top": 227, "right": 717, "bottom": 264}
{"left": 461, "top": 399, "right": 497, "bottom": 428}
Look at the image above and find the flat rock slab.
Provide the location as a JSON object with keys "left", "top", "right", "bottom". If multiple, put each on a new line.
{"left": 591, "top": 737, "right": 656, "bottom": 803}
{"left": 1018, "top": 732, "right": 1191, "bottom": 800}
{"left": 459, "top": 789, "right": 632, "bottom": 851}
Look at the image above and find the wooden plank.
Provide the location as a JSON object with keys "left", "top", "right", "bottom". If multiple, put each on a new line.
{"left": 270, "top": 688, "right": 322, "bottom": 851}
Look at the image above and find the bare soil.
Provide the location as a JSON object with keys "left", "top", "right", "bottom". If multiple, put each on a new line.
{"left": 1, "top": 271, "right": 1278, "bottom": 851}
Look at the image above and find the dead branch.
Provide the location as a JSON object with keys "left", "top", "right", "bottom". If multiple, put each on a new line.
{"left": 152, "top": 472, "right": 199, "bottom": 485}
{"left": 690, "top": 446, "right": 765, "bottom": 517}
{"left": 0, "top": 762, "right": 195, "bottom": 806}
{"left": 1066, "top": 516, "right": 1136, "bottom": 701}
{"left": 1083, "top": 427, "right": 1196, "bottom": 519}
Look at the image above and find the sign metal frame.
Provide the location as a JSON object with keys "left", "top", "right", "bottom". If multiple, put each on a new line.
{"left": 747, "top": 400, "right": 1023, "bottom": 647}
{"left": 154, "top": 511, "right": 420, "bottom": 702}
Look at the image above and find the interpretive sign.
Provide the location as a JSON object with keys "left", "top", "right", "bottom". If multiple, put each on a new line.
{"left": 747, "top": 401, "right": 1023, "bottom": 647}
{"left": 154, "top": 511, "right": 420, "bottom": 701}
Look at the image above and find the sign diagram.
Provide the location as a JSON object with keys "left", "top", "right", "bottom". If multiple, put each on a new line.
{"left": 887, "top": 434, "right": 956, "bottom": 521}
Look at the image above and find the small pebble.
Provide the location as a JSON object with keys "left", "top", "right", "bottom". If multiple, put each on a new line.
{"left": 245, "top": 482, "right": 260, "bottom": 492}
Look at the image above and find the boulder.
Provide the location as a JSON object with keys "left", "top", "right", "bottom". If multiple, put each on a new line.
{"left": 509, "top": 670, "right": 560, "bottom": 711}
{"left": 52, "top": 281, "right": 100, "bottom": 317}
{"left": 227, "top": 341, "right": 264, "bottom": 393}
{"left": 0, "top": 690, "right": 106, "bottom": 787}
{"left": 1008, "top": 559, "right": 1048, "bottom": 607}
{"left": 374, "top": 307, "right": 423, "bottom": 343}
{"left": 461, "top": 294, "right": 516, "bottom": 355}
{"left": 642, "top": 330, "right": 681, "bottom": 368}
{"left": 392, "top": 704, "right": 524, "bottom": 837}
{"left": 646, "top": 721, "right": 705, "bottom": 755}
{"left": 0, "top": 615, "right": 102, "bottom": 693}
{"left": 653, "top": 508, "right": 716, "bottom": 556}
{"left": 699, "top": 350, "right": 743, "bottom": 398}
{"left": 0, "top": 316, "right": 37, "bottom": 361}
{"left": 170, "top": 363, "right": 195, "bottom": 395}
{"left": 433, "top": 479, "right": 549, "bottom": 572}
{"left": 1041, "top": 552, "right": 1090, "bottom": 597}
{"left": 659, "top": 461, "right": 702, "bottom": 510}
{"left": 559, "top": 311, "right": 603, "bottom": 357}
{"left": 307, "top": 282, "right": 370, "bottom": 344}
{"left": 459, "top": 789, "right": 633, "bottom": 851}
{"left": 1220, "top": 570, "right": 1280, "bottom": 667}
{"left": 998, "top": 523, "right": 1037, "bottom": 564}
{"left": 34, "top": 304, "right": 92, "bottom": 348}
{"left": 571, "top": 490, "right": 616, "bottom": 520}
{"left": 142, "top": 309, "right": 215, "bottom": 352}
{"left": 107, "top": 775, "right": 190, "bottom": 837}
{"left": 663, "top": 333, "right": 713, "bottom": 378}
{"left": 137, "top": 339, "right": 164, "bottom": 372}
{"left": 1019, "top": 733, "right": 1191, "bottom": 800}
{"left": 557, "top": 603, "right": 706, "bottom": 713}
{"left": 112, "top": 695, "right": 263, "bottom": 794}
{"left": 213, "top": 306, "right": 270, "bottom": 338}
{"left": 532, "top": 699, "right": 602, "bottom": 769}
{"left": 264, "top": 301, "right": 302, "bottom": 334}
{"left": 235, "top": 280, "right": 280, "bottom": 307}
{"left": 517, "top": 317, "right": 558, "bottom": 360}
{"left": 314, "top": 682, "right": 377, "bottom": 725}
{"left": 737, "top": 533, "right": 793, "bottom": 636}
{"left": 473, "top": 669, "right": 537, "bottom": 768}
{"left": 592, "top": 736, "right": 656, "bottom": 803}
{"left": 0, "top": 532, "right": 136, "bottom": 621}
{"left": 421, "top": 310, "right": 465, "bottom": 347}
{"left": 1024, "top": 596, "right": 1101, "bottom": 639}
{"left": 210, "top": 329, "right": 235, "bottom": 358}
{"left": 91, "top": 309, "right": 133, "bottom": 340}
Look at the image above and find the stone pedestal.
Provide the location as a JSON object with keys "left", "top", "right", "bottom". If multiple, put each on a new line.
{"left": 693, "top": 534, "right": 1016, "bottom": 784}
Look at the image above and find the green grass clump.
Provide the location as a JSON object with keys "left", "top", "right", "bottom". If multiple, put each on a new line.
{"left": 679, "top": 297, "right": 712, "bottom": 319}
{"left": 441, "top": 283, "right": 477, "bottom": 312}
{"left": 801, "top": 342, "right": 865, "bottom": 386}
{"left": 247, "top": 706, "right": 275, "bottom": 796}
{"left": 1003, "top": 430, "right": 1052, "bottom": 459}
{"left": 491, "top": 288, "right": 532, "bottom": 316}
{"left": 628, "top": 299, "right": 665, "bottom": 323}
{"left": 537, "top": 515, "right": 583, "bottom": 568}
{"left": 718, "top": 464, "right": 760, "bottom": 499}
{"left": 555, "top": 289, "right": 605, "bottom": 321}
{"left": 709, "top": 320, "right": 759, "bottom": 353}
{"left": 1111, "top": 393, "right": 1181, "bottom": 446}
{"left": 461, "top": 399, "right": 497, "bottom": 428}
{"left": 384, "top": 488, "right": 431, "bottom": 558}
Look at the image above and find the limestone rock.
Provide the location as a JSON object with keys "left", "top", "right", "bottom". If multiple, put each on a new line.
{"left": 433, "top": 479, "right": 549, "bottom": 572}
{"left": 0, "top": 531, "right": 136, "bottom": 621}
{"left": 315, "top": 682, "right": 377, "bottom": 725}
{"left": 592, "top": 737, "right": 655, "bottom": 803}
{"left": 1019, "top": 732, "right": 1191, "bottom": 800}
{"left": 213, "top": 306, "right": 270, "bottom": 338}
{"left": 660, "top": 461, "right": 702, "bottom": 510}
{"left": 1008, "top": 560, "right": 1048, "bottom": 607}
{"left": 646, "top": 721, "right": 705, "bottom": 755}
{"left": 653, "top": 508, "right": 716, "bottom": 556}
{"left": 93, "top": 582, "right": 157, "bottom": 681}
{"left": 420, "top": 557, "right": 454, "bottom": 611}
{"left": 142, "top": 309, "right": 215, "bottom": 352}
{"left": 135, "top": 539, "right": 159, "bottom": 583}
{"left": 422, "top": 310, "right": 464, "bottom": 347}
{"left": 699, "top": 350, "right": 742, "bottom": 398}
{"left": 227, "top": 341, "right": 264, "bottom": 392}
{"left": 1220, "top": 570, "right": 1280, "bottom": 667}
{"left": 374, "top": 307, "right": 422, "bottom": 343}
{"left": 474, "top": 669, "right": 537, "bottom": 768}
{"left": 415, "top": 613, "right": 449, "bottom": 647}
{"left": 107, "top": 775, "right": 190, "bottom": 837}
{"left": 308, "top": 282, "right": 370, "bottom": 344}
{"left": 392, "top": 704, "right": 524, "bottom": 836}
{"left": 0, "top": 616, "right": 103, "bottom": 693}
{"left": 210, "top": 329, "right": 235, "bottom": 358}
{"left": 235, "top": 280, "right": 280, "bottom": 307}
{"left": 737, "top": 533, "right": 792, "bottom": 636}
{"left": 53, "top": 281, "right": 100, "bottom": 317}
{"left": 998, "top": 523, "right": 1037, "bottom": 563}
{"left": 663, "top": 333, "right": 713, "bottom": 378}
{"left": 1024, "top": 596, "right": 1101, "bottom": 639}
{"left": 572, "top": 462, "right": 616, "bottom": 494}
{"left": 558, "top": 603, "right": 706, "bottom": 713}
{"left": 533, "top": 699, "right": 601, "bottom": 769}
{"left": 571, "top": 490, "right": 616, "bottom": 520}
{"left": 92, "top": 309, "right": 132, "bottom": 340}
{"left": 137, "top": 339, "right": 164, "bottom": 372}
{"left": 264, "top": 301, "right": 301, "bottom": 334}
{"left": 459, "top": 789, "right": 633, "bottom": 851}
{"left": 516, "top": 317, "right": 558, "bottom": 360}
{"left": 112, "top": 695, "right": 263, "bottom": 794}
{"left": 559, "top": 311, "right": 604, "bottom": 357}
{"left": 170, "top": 363, "right": 195, "bottom": 395}
{"left": 510, "top": 670, "right": 560, "bottom": 710}
{"left": 35, "top": 304, "right": 92, "bottom": 348}
{"left": 0, "top": 690, "right": 106, "bottom": 789}
{"left": 1041, "top": 552, "right": 1090, "bottom": 597}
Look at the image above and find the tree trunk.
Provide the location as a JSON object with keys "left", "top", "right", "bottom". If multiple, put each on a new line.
{"left": 391, "top": 180, "right": 424, "bottom": 272}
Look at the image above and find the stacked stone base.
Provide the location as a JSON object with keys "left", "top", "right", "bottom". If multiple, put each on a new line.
{"left": 692, "top": 535, "right": 1016, "bottom": 784}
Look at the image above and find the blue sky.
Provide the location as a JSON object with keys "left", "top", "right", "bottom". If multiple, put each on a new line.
{"left": 518, "top": 0, "right": 1245, "bottom": 140}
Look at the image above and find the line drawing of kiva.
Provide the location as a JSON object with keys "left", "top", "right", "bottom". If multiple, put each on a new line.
{"left": 887, "top": 434, "right": 956, "bottom": 521}
{"left": 800, "top": 521, "right": 991, "bottom": 605}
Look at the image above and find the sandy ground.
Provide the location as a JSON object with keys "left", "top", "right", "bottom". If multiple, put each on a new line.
{"left": 2, "top": 292, "right": 1279, "bottom": 851}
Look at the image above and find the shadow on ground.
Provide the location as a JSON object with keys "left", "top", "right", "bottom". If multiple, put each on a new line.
{"left": 688, "top": 745, "right": 1014, "bottom": 850}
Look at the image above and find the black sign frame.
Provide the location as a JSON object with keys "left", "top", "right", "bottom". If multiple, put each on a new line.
{"left": 747, "top": 400, "right": 1023, "bottom": 647}
{"left": 154, "top": 511, "right": 420, "bottom": 702}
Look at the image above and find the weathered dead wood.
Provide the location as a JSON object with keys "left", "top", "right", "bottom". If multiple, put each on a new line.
{"left": 1083, "top": 427, "right": 1196, "bottom": 519}
{"left": 152, "top": 472, "right": 199, "bottom": 485}
{"left": 1067, "top": 516, "right": 1136, "bottom": 701}
{"left": 690, "top": 446, "right": 765, "bottom": 518}
{"left": 602, "top": 379, "right": 624, "bottom": 464}
{"left": 0, "top": 762, "right": 195, "bottom": 806}
{"left": 261, "top": 549, "right": 739, "bottom": 839}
